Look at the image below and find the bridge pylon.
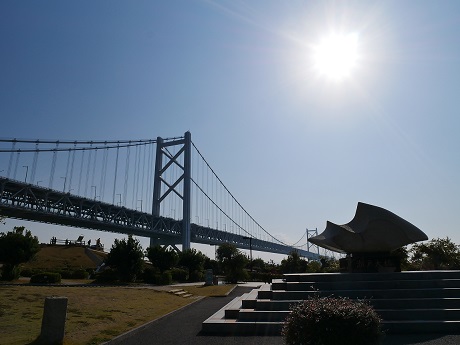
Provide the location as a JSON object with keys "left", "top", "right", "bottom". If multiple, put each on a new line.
{"left": 151, "top": 131, "right": 191, "bottom": 251}
{"left": 306, "top": 228, "right": 320, "bottom": 259}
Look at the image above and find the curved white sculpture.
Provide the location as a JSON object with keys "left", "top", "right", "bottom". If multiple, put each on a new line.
{"left": 309, "top": 202, "right": 428, "bottom": 254}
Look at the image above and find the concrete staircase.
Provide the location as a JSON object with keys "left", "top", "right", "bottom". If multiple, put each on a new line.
{"left": 202, "top": 271, "right": 460, "bottom": 335}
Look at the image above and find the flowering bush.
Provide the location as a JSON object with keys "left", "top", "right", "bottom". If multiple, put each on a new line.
{"left": 282, "top": 296, "right": 382, "bottom": 345}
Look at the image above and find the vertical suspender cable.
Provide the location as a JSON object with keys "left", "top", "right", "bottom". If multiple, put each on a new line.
{"left": 64, "top": 148, "right": 72, "bottom": 192}
{"left": 100, "top": 146, "right": 109, "bottom": 201}
{"left": 146, "top": 142, "right": 154, "bottom": 211}
{"left": 141, "top": 143, "right": 146, "bottom": 211}
{"left": 112, "top": 143, "right": 120, "bottom": 205}
{"left": 13, "top": 150, "right": 20, "bottom": 180}
{"left": 49, "top": 142, "right": 59, "bottom": 189}
{"left": 84, "top": 143, "right": 93, "bottom": 198}
{"left": 91, "top": 148, "right": 98, "bottom": 197}
{"left": 30, "top": 141, "right": 39, "bottom": 184}
{"left": 132, "top": 144, "right": 139, "bottom": 209}
{"left": 7, "top": 140, "right": 16, "bottom": 178}
{"left": 68, "top": 143, "right": 77, "bottom": 193}
{"left": 123, "top": 144, "right": 130, "bottom": 207}
{"left": 78, "top": 148, "right": 85, "bottom": 196}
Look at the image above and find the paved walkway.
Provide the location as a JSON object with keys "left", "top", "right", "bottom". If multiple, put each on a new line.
{"left": 106, "top": 285, "right": 460, "bottom": 345}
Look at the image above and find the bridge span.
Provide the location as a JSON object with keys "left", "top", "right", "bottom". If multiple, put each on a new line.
{"left": 0, "top": 177, "right": 318, "bottom": 259}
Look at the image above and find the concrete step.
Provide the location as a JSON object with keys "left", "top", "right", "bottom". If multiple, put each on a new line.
{"left": 382, "top": 320, "right": 460, "bottom": 334}
{"left": 250, "top": 299, "right": 302, "bottom": 311}
{"left": 273, "top": 279, "right": 460, "bottom": 292}
{"left": 236, "top": 304, "right": 460, "bottom": 323}
{"left": 236, "top": 308, "right": 460, "bottom": 323}
{"left": 203, "top": 318, "right": 460, "bottom": 335}
{"left": 202, "top": 271, "right": 460, "bottom": 336}
{"left": 271, "top": 288, "right": 460, "bottom": 300}
{"left": 257, "top": 289, "right": 273, "bottom": 299}
{"left": 283, "top": 271, "right": 460, "bottom": 283}
{"left": 237, "top": 309, "right": 289, "bottom": 322}
{"left": 378, "top": 308, "right": 460, "bottom": 321}
{"left": 370, "top": 298, "right": 460, "bottom": 309}
{"left": 224, "top": 293, "right": 248, "bottom": 319}
{"left": 173, "top": 290, "right": 188, "bottom": 296}
{"left": 201, "top": 319, "right": 282, "bottom": 336}
{"left": 246, "top": 297, "right": 460, "bottom": 311}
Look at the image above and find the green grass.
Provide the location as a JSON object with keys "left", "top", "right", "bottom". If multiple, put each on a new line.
{"left": 2, "top": 244, "right": 237, "bottom": 344}
{"left": 22, "top": 245, "right": 104, "bottom": 271}
{"left": 0, "top": 284, "right": 235, "bottom": 345}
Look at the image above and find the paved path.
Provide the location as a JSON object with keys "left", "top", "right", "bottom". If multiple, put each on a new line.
{"left": 106, "top": 285, "right": 460, "bottom": 345}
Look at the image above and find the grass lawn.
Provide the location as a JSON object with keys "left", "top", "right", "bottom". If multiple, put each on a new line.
{"left": 21, "top": 246, "right": 102, "bottom": 270}
{"left": 0, "top": 283, "right": 235, "bottom": 345}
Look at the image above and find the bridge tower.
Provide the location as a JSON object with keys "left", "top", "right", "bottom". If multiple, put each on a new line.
{"left": 151, "top": 131, "right": 192, "bottom": 251}
{"left": 306, "top": 228, "right": 320, "bottom": 258}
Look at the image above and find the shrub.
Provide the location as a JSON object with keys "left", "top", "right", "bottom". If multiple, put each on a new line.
{"left": 93, "top": 268, "right": 118, "bottom": 283}
{"left": 142, "top": 267, "right": 160, "bottom": 284}
{"left": 30, "top": 272, "right": 61, "bottom": 284}
{"left": 1, "top": 264, "right": 20, "bottom": 281}
{"left": 158, "top": 271, "right": 172, "bottom": 285}
{"left": 170, "top": 268, "right": 188, "bottom": 282}
{"left": 282, "top": 296, "right": 382, "bottom": 345}
{"left": 72, "top": 269, "right": 89, "bottom": 279}
{"left": 59, "top": 270, "right": 73, "bottom": 279}
{"left": 20, "top": 268, "right": 37, "bottom": 278}
{"left": 189, "top": 270, "right": 204, "bottom": 282}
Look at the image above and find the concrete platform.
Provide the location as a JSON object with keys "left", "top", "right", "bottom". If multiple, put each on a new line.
{"left": 202, "top": 271, "right": 460, "bottom": 336}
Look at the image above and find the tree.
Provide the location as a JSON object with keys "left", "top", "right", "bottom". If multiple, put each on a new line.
{"left": 146, "top": 245, "right": 178, "bottom": 273}
{"left": 410, "top": 237, "right": 460, "bottom": 270}
{"left": 216, "top": 243, "right": 249, "bottom": 283}
{"left": 251, "top": 258, "right": 267, "bottom": 272}
{"left": 0, "top": 226, "right": 40, "bottom": 280}
{"left": 178, "top": 248, "right": 207, "bottom": 282}
{"left": 204, "top": 257, "right": 220, "bottom": 274}
{"left": 105, "top": 235, "right": 144, "bottom": 282}
{"left": 280, "top": 250, "right": 308, "bottom": 274}
{"left": 392, "top": 246, "right": 410, "bottom": 271}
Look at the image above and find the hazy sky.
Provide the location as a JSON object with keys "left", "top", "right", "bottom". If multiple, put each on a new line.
{"left": 1, "top": 1, "right": 459, "bottom": 261}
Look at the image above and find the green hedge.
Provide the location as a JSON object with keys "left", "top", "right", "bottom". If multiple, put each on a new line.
{"left": 170, "top": 268, "right": 188, "bottom": 282}
{"left": 142, "top": 267, "right": 159, "bottom": 284}
{"left": 30, "top": 272, "right": 62, "bottom": 284}
{"left": 71, "top": 269, "right": 89, "bottom": 279}
{"left": 93, "top": 268, "right": 118, "bottom": 283}
{"left": 158, "top": 271, "right": 172, "bottom": 285}
{"left": 20, "top": 268, "right": 42, "bottom": 278}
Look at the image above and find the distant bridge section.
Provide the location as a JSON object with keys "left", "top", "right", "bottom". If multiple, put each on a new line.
{"left": 0, "top": 177, "right": 318, "bottom": 259}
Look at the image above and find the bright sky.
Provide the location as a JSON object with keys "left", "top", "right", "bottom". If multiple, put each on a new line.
{"left": 1, "top": 1, "right": 459, "bottom": 262}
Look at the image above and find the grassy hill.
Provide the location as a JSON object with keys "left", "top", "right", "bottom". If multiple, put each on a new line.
{"left": 21, "top": 245, "right": 106, "bottom": 271}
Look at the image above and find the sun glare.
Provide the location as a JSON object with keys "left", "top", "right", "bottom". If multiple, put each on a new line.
{"left": 312, "top": 33, "right": 359, "bottom": 82}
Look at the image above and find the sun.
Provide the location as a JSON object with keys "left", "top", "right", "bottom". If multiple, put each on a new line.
{"left": 312, "top": 32, "right": 360, "bottom": 82}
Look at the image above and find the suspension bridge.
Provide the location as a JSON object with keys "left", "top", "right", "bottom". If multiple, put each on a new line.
{"left": 0, "top": 132, "right": 319, "bottom": 259}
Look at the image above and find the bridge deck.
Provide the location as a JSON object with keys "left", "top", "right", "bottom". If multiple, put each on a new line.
{"left": 0, "top": 177, "right": 318, "bottom": 259}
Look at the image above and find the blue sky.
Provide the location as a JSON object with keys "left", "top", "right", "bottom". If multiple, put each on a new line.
{"left": 1, "top": 1, "right": 459, "bottom": 261}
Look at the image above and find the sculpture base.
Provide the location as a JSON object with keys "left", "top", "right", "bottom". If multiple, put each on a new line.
{"left": 339, "top": 252, "right": 401, "bottom": 273}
